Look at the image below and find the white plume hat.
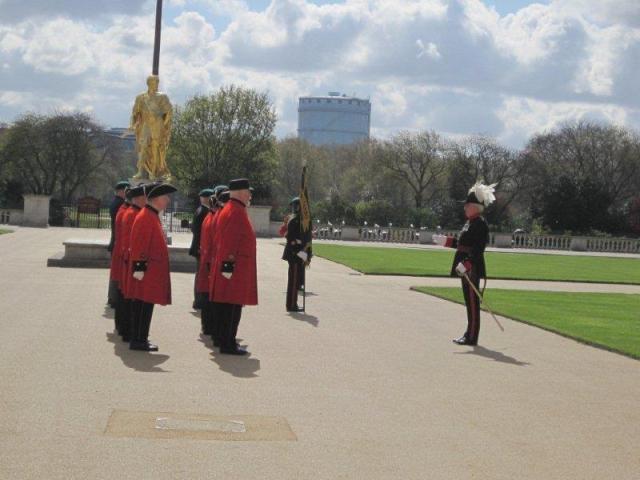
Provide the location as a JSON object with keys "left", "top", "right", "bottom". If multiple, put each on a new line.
{"left": 466, "top": 182, "right": 497, "bottom": 207}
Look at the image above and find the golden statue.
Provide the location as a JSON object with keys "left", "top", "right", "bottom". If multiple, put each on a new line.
{"left": 130, "top": 75, "right": 173, "bottom": 181}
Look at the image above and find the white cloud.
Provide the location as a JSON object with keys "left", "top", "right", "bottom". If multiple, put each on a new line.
{"left": 0, "top": 0, "right": 639, "bottom": 147}
{"left": 497, "top": 95, "right": 630, "bottom": 145}
{"left": 416, "top": 39, "right": 441, "bottom": 59}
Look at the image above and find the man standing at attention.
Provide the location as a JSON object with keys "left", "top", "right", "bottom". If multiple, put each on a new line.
{"left": 210, "top": 179, "right": 257, "bottom": 355}
{"left": 129, "top": 182, "right": 177, "bottom": 352}
{"left": 433, "top": 183, "right": 496, "bottom": 346}
{"left": 190, "top": 188, "right": 214, "bottom": 310}
{"left": 107, "top": 181, "right": 130, "bottom": 307}
{"left": 281, "top": 197, "right": 311, "bottom": 312}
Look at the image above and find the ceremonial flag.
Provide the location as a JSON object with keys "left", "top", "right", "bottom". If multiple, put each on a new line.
{"left": 299, "top": 165, "right": 312, "bottom": 239}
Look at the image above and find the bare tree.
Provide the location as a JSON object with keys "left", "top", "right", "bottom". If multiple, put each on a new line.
{"left": 377, "top": 130, "right": 448, "bottom": 209}
{"left": 524, "top": 121, "right": 640, "bottom": 210}
{"left": 448, "top": 135, "right": 529, "bottom": 223}
{"left": 0, "top": 113, "right": 122, "bottom": 202}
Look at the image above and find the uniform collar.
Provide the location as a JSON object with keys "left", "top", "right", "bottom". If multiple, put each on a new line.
{"left": 230, "top": 198, "right": 246, "bottom": 207}
{"left": 145, "top": 204, "right": 159, "bottom": 215}
{"left": 131, "top": 204, "right": 142, "bottom": 211}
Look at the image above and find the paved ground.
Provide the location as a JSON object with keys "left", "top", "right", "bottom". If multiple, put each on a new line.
{"left": 0, "top": 227, "right": 638, "bottom": 479}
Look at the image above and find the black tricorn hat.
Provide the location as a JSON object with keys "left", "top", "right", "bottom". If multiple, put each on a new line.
{"left": 289, "top": 196, "right": 300, "bottom": 205}
{"left": 126, "top": 184, "right": 146, "bottom": 199}
{"left": 114, "top": 180, "right": 130, "bottom": 190}
{"left": 218, "top": 190, "right": 230, "bottom": 203}
{"left": 213, "top": 185, "right": 230, "bottom": 203}
{"left": 229, "top": 178, "right": 251, "bottom": 191}
{"left": 146, "top": 182, "right": 177, "bottom": 199}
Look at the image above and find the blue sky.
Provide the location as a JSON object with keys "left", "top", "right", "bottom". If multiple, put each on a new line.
{"left": 0, "top": 0, "right": 638, "bottom": 147}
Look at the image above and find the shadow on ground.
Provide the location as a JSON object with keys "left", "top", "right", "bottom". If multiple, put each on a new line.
{"left": 454, "top": 345, "right": 530, "bottom": 366}
{"left": 288, "top": 311, "right": 319, "bottom": 327}
{"left": 209, "top": 343, "right": 260, "bottom": 378}
{"left": 106, "top": 331, "right": 171, "bottom": 373}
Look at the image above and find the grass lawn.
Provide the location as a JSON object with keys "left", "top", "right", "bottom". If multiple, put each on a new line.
{"left": 0, "top": 228, "right": 13, "bottom": 235}
{"left": 413, "top": 287, "right": 640, "bottom": 359}
{"left": 313, "top": 244, "right": 640, "bottom": 285}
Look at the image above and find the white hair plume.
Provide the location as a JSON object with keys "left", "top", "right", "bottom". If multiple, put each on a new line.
{"left": 469, "top": 182, "right": 498, "bottom": 206}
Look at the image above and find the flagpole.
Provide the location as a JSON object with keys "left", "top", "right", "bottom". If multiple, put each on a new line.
{"left": 152, "top": 0, "right": 163, "bottom": 76}
{"left": 301, "top": 164, "right": 307, "bottom": 313}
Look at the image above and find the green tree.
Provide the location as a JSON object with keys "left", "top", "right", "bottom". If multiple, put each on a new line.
{"left": 168, "top": 85, "right": 277, "bottom": 203}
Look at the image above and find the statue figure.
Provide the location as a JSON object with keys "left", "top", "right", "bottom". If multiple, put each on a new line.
{"left": 130, "top": 75, "right": 173, "bottom": 181}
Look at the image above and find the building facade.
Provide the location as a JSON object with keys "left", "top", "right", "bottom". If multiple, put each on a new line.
{"left": 297, "top": 92, "right": 371, "bottom": 146}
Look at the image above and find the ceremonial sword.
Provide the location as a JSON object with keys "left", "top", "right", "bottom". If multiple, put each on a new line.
{"left": 462, "top": 273, "right": 505, "bottom": 332}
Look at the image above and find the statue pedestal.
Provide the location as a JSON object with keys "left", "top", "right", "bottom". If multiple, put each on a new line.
{"left": 22, "top": 194, "right": 51, "bottom": 228}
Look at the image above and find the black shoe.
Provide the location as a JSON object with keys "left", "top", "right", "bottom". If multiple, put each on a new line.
{"left": 287, "top": 306, "right": 304, "bottom": 312}
{"left": 453, "top": 336, "right": 476, "bottom": 345}
{"left": 220, "top": 347, "right": 248, "bottom": 356}
{"left": 130, "top": 341, "right": 159, "bottom": 352}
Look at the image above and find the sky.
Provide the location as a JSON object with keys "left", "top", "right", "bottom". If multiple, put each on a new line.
{"left": 0, "top": 0, "right": 638, "bottom": 147}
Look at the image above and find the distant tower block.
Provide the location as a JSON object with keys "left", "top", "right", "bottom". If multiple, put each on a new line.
{"left": 297, "top": 92, "right": 371, "bottom": 145}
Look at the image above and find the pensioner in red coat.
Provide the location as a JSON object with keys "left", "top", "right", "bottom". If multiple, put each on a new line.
{"left": 128, "top": 205, "right": 172, "bottom": 306}
{"left": 118, "top": 204, "right": 142, "bottom": 299}
{"left": 196, "top": 210, "right": 217, "bottom": 294}
{"left": 209, "top": 198, "right": 258, "bottom": 306}
{"left": 109, "top": 204, "right": 129, "bottom": 283}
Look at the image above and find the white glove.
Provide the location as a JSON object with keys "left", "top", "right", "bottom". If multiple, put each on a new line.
{"left": 455, "top": 262, "right": 468, "bottom": 277}
{"left": 297, "top": 251, "right": 308, "bottom": 262}
{"left": 222, "top": 272, "right": 233, "bottom": 280}
{"left": 133, "top": 271, "right": 145, "bottom": 281}
{"left": 432, "top": 234, "right": 448, "bottom": 246}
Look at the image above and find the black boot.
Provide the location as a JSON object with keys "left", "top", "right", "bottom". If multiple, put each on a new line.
{"left": 453, "top": 335, "right": 476, "bottom": 346}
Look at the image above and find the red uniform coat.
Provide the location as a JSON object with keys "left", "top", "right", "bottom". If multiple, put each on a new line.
{"left": 109, "top": 204, "right": 129, "bottom": 282}
{"left": 118, "top": 204, "right": 142, "bottom": 298}
{"left": 195, "top": 210, "right": 217, "bottom": 294}
{"left": 209, "top": 199, "right": 258, "bottom": 306}
{"left": 129, "top": 205, "right": 172, "bottom": 305}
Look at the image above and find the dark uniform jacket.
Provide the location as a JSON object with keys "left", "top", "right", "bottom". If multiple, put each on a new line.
{"left": 281, "top": 215, "right": 313, "bottom": 262}
{"left": 189, "top": 204, "right": 210, "bottom": 257}
{"left": 108, "top": 195, "right": 125, "bottom": 253}
{"left": 448, "top": 215, "right": 489, "bottom": 278}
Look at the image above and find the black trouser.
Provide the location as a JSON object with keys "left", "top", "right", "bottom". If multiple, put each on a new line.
{"left": 210, "top": 301, "right": 223, "bottom": 344}
{"left": 130, "top": 300, "right": 154, "bottom": 345}
{"left": 118, "top": 298, "right": 133, "bottom": 341}
{"left": 219, "top": 303, "right": 242, "bottom": 350}
{"left": 286, "top": 260, "right": 305, "bottom": 311}
{"left": 108, "top": 279, "right": 118, "bottom": 307}
{"left": 201, "top": 299, "right": 212, "bottom": 334}
{"left": 461, "top": 271, "right": 481, "bottom": 344}
{"left": 114, "top": 287, "right": 125, "bottom": 333}
{"left": 193, "top": 258, "right": 204, "bottom": 309}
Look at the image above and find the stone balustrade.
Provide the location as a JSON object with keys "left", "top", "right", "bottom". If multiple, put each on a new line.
{"left": 309, "top": 224, "right": 639, "bottom": 254}
{"left": 0, "top": 208, "right": 23, "bottom": 225}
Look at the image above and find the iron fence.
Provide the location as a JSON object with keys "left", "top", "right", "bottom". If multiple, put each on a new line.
{"left": 55, "top": 203, "right": 195, "bottom": 233}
